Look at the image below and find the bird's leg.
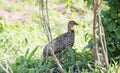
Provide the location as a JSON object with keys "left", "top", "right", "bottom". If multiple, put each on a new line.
{"left": 56, "top": 53, "right": 61, "bottom": 61}
{"left": 55, "top": 51, "right": 64, "bottom": 61}
{"left": 56, "top": 49, "right": 68, "bottom": 62}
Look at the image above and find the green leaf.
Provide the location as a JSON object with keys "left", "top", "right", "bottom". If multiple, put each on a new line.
{"left": 84, "top": 0, "right": 92, "bottom": 7}
{"left": 107, "top": 22, "right": 116, "bottom": 32}
{"left": 107, "top": 18, "right": 112, "bottom": 22}
{"left": 87, "top": 39, "right": 93, "bottom": 49}
{"left": 115, "top": 27, "right": 120, "bottom": 39}
{"left": 25, "top": 48, "right": 29, "bottom": 58}
{"left": 108, "top": 44, "right": 116, "bottom": 52}
{"left": 110, "top": 33, "right": 116, "bottom": 38}
{"left": 20, "top": 56, "right": 25, "bottom": 64}
{"left": 68, "top": 48, "right": 75, "bottom": 63}
{"left": 107, "top": 37, "right": 112, "bottom": 42}
{"left": 108, "top": 47, "right": 115, "bottom": 52}
{"left": 0, "top": 23, "right": 4, "bottom": 33}
{"left": 118, "top": 13, "right": 120, "bottom": 17}
{"left": 117, "top": 44, "right": 120, "bottom": 50}
{"left": 110, "top": 7, "right": 118, "bottom": 19}
{"left": 27, "top": 45, "right": 39, "bottom": 62}
{"left": 24, "top": 38, "right": 28, "bottom": 44}
{"left": 85, "top": 33, "right": 88, "bottom": 42}
{"left": 110, "top": 12, "right": 117, "bottom": 19}
{"left": 118, "top": 19, "right": 120, "bottom": 23}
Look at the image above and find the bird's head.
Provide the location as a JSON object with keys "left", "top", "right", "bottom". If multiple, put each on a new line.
{"left": 68, "top": 21, "right": 78, "bottom": 31}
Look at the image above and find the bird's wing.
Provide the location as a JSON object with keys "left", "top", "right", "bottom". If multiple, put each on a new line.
{"left": 53, "top": 32, "right": 69, "bottom": 50}
{"left": 54, "top": 32, "right": 68, "bottom": 41}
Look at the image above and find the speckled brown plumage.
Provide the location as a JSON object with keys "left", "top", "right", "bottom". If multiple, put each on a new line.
{"left": 43, "top": 21, "right": 78, "bottom": 61}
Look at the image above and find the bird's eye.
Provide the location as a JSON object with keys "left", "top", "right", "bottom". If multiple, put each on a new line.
{"left": 71, "top": 22, "right": 75, "bottom": 24}
{"left": 71, "top": 22, "right": 74, "bottom": 24}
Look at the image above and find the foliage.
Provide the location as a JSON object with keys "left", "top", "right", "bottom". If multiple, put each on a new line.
{"left": 101, "top": 0, "right": 120, "bottom": 61}
{"left": 84, "top": 0, "right": 120, "bottom": 62}
{"left": 9, "top": 46, "right": 42, "bottom": 73}
{"left": 7, "top": 48, "right": 95, "bottom": 73}
{"left": 27, "top": 46, "right": 39, "bottom": 62}
{"left": 1, "top": 48, "right": 118, "bottom": 73}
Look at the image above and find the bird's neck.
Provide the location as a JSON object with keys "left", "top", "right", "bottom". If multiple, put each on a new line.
{"left": 68, "top": 29, "right": 74, "bottom": 33}
{"left": 68, "top": 26, "right": 74, "bottom": 31}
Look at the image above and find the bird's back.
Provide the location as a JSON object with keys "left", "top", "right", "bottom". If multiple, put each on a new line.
{"left": 53, "top": 30, "right": 75, "bottom": 53}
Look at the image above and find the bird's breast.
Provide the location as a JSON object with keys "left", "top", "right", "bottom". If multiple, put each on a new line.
{"left": 64, "top": 31, "right": 75, "bottom": 47}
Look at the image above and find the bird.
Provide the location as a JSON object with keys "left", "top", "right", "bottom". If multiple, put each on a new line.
{"left": 43, "top": 21, "right": 78, "bottom": 61}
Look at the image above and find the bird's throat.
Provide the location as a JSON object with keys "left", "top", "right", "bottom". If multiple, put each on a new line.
{"left": 68, "top": 26, "right": 74, "bottom": 31}
{"left": 70, "top": 26, "right": 74, "bottom": 30}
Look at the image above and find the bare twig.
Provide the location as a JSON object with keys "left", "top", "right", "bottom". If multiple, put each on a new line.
{"left": 93, "top": 0, "right": 109, "bottom": 70}
{"left": 0, "top": 58, "right": 13, "bottom": 73}
{"left": 98, "top": 15, "right": 109, "bottom": 68}
{"left": 39, "top": 0, "right": 64, "bottom": 73}
{"left": 93, "top": 0, "right": 100, "bottom": 63}
{"left": 101, "top": 19, "right": 109, "bottom": 63}
{"left": 5, "top": 59, "right": 13, "bottom": 73}
{"left": 0, "top": 63, "right": 9, "bottom": 73}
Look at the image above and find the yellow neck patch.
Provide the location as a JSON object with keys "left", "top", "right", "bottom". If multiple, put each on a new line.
{"left": 70, "top": 26, "right": 74, "bottom": 30}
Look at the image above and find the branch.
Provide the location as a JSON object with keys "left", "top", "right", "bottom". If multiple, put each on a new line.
{"left": 0, "top": 59, "right": 13, "bottom": 73}
{"left": 0, "top": 63, "right": 9, "bottom": 73}
{"left": 98, "top": 15, "right": 109, "bottom": 68}
{"left": 39, "top": 0, "right": 64, "bottom": 73}
{"left": 93, "top": 0, "right": 100, "bottom": 63}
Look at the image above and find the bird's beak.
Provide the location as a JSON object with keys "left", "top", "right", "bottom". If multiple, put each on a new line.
{"left": 70, "top": 23, "right": 78, "bottom": 30}
{"left": 74, "top": 22, "right": 78, "bottom": 25}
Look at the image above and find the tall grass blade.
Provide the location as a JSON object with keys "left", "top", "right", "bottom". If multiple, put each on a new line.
{"left": 27, "top": 46, "right": 39, "bottom": 62}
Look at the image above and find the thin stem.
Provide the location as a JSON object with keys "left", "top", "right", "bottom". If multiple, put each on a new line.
{"left": 93, "top": 0, "right": 100, "bottom": 62}
{"left": 39, "top": 0, "right": 64, "bottom": 72}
